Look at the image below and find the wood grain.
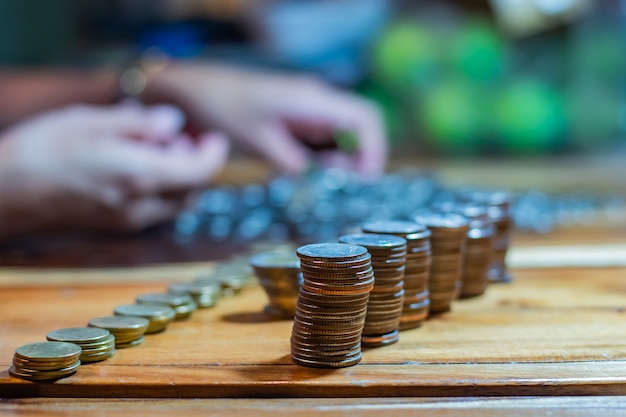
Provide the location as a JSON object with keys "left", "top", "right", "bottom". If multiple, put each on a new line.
{"left": 2, "top": 397, "right": 626, "bottom": 417}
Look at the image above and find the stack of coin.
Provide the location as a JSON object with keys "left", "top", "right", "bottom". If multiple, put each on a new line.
{"left": 114, "top": 304, "right": 176, "bottom": 334}
{"left": 413, "top": 210, "right": 469, "bottom": 313}
{"left": 361, "top": 220, "right": 432, "bottom": 330}
{"left": 195, "top": 272, "right": 246, "bottom": 298}
{"left": 458, "top": 190, "right": 514, "bottom": 283}
{"left": 168, "top": 281, "right": 221, "bottom": 308}
{"left": 338, "top": 233, "right": 406, "bottom": 347}
{"left": 454, "top": 203, "right": 495, "bottom": 298}
{"left": 291, "top": 243, "right": 374, "bottom": 368}
{"left": 136, "top": 293, "right": 197, "bottom": 320}
{"left": 88, "top": 316, "right": 150, "bottom": 349}
{"left": 9, "top": 341, "right": 81, "bottom": 381}
{"left": 249, "top": 251, "right": 302, "bottom": 318}
{"left": 46, "top": 327, "right": 115, "bottom": 363}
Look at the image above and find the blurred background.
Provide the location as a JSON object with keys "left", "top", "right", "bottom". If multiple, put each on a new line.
{"left": 1, "top": 0, "right": 625, "bottom": 158}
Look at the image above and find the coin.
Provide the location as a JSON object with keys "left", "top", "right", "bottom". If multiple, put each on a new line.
{"left": 46, "top": 327, "right": 116, "bottom": 363}
{"left": 114, "top": 304, "right": 176, "bottom": 334}
{"left": 168, "top": 282, "right": 221, "bottom": 308}
{"left": 297, "top": 243, "right": 368, "bottom": 261}
{"left": 47, "top": 327, "right": 110, "bottom": 344}
{"left": 15, "top": 341, "right": 81, "bottom": 363}
{"left": 136, "top": 293, "right": 197, "bottom": 320}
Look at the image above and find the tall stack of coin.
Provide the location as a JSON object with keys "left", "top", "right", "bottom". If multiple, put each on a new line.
{"left": 458, "top": 190, "right": 514, "bottom": 283}
{"left": 46, "top": 327, "right": 116, "bottom": 363}
{"left": 361, "top": 220, "right": 432, "bottom": 330}
{"left": 454, "top": 203, "right": 495, "bottom": 298}
{"left": 136, "top": 293, "right": 197, "bottom": 320}
{"left": 413, "top": 210, "right": 469, "bottom": 313}
{"left": 291, "top": 243, "right": 374, "bottom": 368}
{"left": 88, "top": 316, "right": 150, "bottom": 348}
{"left": 168, "top": 281, "right": 222, "bottom": 308}
{"left": 338, "top": 234, "right": 406, "bottom": 346}
{"left": 9, "top": 341, "right": 81, "bottom": 381}
{"left": 114, "top": 304, "right": 176, "bottom": 334}
{"left": 249, "top": 251, "right": 302, "bottom": 318}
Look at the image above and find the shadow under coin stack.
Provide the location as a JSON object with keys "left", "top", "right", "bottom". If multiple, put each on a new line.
{"left": 413, "top": 210, "right": 469, "bottom": 313}
{"left": 88, "top": 316, "right": 150, "bottom": 349}
{"left": 338, "top": 233, "right": 407, "bottom": 347}
{"left": 361, "top": 221, "right": 432, "bottom": 330}
{"left": 454, "top": 204, "right": 496, "bottom": 298}
{"left": 291, "top": 243, "right": 374, "bottom": 368}
{"left": 9, "top": 341, "right": 81, "bottom": 381}
{"left": 46, "top": 327, "right": 116, "bottom": 363}
{"left": 249, "top": 251, "right": 303, "bottom": 319}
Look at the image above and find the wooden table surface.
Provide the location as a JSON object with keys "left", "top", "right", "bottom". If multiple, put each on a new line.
{"left": 2, "top": 158, "right": 626, "bottom": 415}
{"left": 1, "top": 229, "right": 626, "bottom": 415}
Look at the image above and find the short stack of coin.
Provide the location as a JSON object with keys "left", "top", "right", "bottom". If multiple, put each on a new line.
{"left": 9, "top": 341, "right": 81, "bottom": 381}
{"left": 291, "top": 243, "right": 374, "bottom": 368}
{"left": 46, "top": 327, "right": 115, "bottom": 363}
{"left": 338, "top": 233, "right": 406, "bottom": 347}
{"left": 361, "top": 220, "right": 432, "bottom": 330}
{"left": 88, "top": 316, "right": 150, "bottom": 349}
{"left": 458, "top": 190, "right": 514, "bottom": 283}
{"left": 454, "top": 203, "right": 495, "bottom": 298}
{"left": 195, "top": 272, "right": 246, "bottom": 298}
{"left": 136, "top": 293, "right": 197, "bottom": 320}
{"left": 413, "top": 210, "right": 469, "bottom": 313}
{"left": 114, "top": 304, "right": 176, "bottom": 334}
{"left": 249, "top": 251, "right": 302, "bottom": 318}
{"left": 168, "top": 281, "right": 221, "bottom": 308}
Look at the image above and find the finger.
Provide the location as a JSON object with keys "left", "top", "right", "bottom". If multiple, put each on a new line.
{"left": 275, "top": 91, "right": 388, "bottom": 176}
{"left": 121, "top": 195, "right": 186, "bottom": 231}
{"left": 140, "top": 131, "right": 230, "bottom": 191}
{"left": 247, "top": 122, "right": 311, "bottom": 174}
{"left": 61, "top": 103, "right": 186, "bottom": 139}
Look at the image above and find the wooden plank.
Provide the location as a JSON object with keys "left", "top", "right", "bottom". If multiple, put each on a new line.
{"left": 2, "top": 397, "right": 626, "bottom": 417}
{"left": 1, "top": 266, "right": 626, "bottom": 398}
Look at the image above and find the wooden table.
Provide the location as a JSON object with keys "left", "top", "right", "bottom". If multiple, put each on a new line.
{"left": 2, "top": 157, "right": 626, "bottom": 415}
{"left": 1, "top": 228, "right": 626, "bottom": 415}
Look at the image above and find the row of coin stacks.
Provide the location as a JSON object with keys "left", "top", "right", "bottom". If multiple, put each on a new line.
{"left": 8, "top": 260, "right": 256, "bottom": 381}
{"left": 289, "top": 192, "right": 513, "bottom": 368}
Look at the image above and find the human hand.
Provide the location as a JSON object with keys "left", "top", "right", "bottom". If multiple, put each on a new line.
{"left": 0, "top": 104, "right": 228, "bottom": 238}
{"left": 147, "top": 64, "right": 387, "bottom": 176}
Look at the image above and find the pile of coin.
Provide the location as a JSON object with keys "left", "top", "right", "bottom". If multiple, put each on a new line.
{"left": 249, "top": 251, "right": 302, "bottom": 318}
{"left": 136, "top": 293, "right": 197, "bottom": 320}
{"left": 168, "top": 281, "right": 221, "bottom": 309}
{"left": 459, "top": 190, "right": 514, "bottom": 283}
{"left": 454, "top": 203, "right": 495, "bottom": 298}
{"left": 338, "top": 233, "right": 406, "bottom": 346}
{"left": 9, "top": 341, "right": 82, "bottom": 381}
{"left": 413, "top": 210, "right": 469, "bottom": 314}
{"left": 291, "top": 243, "right": 374, "bottom": 368}
{"left": 46, "top": 327, "right": 115, "bottom": 363}
{"left": 362, "top": 220, "right": 432, "bottom": 330}
{"left": 88, "top": 316, "right": 150, "bottom": 349}
{"left": 114, "top": 304, "right": 176, "bottom": 334}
